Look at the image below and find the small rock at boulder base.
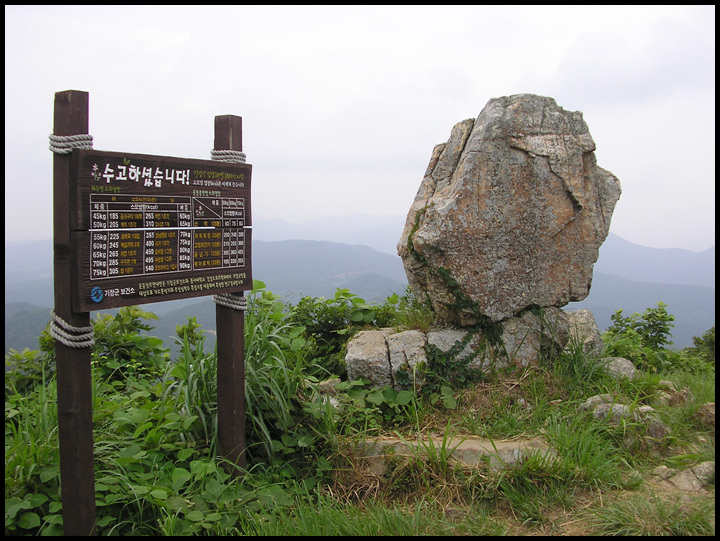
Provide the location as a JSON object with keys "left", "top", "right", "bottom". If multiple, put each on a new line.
{"left": 398, "top": 94, "right": 621, "bottom": 326}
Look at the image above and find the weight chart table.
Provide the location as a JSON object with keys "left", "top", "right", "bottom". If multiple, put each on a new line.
{"left": 88, "top": 194, "right": 246, "bottom": 280}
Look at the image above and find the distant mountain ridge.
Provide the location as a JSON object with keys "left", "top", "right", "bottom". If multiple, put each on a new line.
{"left": 6, "top": 217, "right": 714, "bottom": 289}
{"left": 253, "top": 215, "right": 714, "bottom": 289}
{"left": 4, "top": 217, "right": 715, "bottom": 353}
{"left": 251, "top": 239, "right": 407, "bottom": 301}
{"left": 594, "top": 235, "right": 714, "bottom": 289}
{"left": 252, "top": 214, "right": 407, "bottom": 258}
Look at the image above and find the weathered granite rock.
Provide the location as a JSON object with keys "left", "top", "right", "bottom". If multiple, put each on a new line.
{"left": 425, "top": 307, "right": 572, "bottom": 374}
{"left": 497, "top": 307, "right": 569, "bottom": 367}
{"left": 653, "top": 461, "right": 715, "bottom": 492}
{"left": 592, "top": 403, "right": 637, "bottom": 424}
{"left": 636, "top": 405, "right": 671, "bottom": 440}
{"left": 565, "top": 309, "right": 604, "bottom": 355}
{"left": 695, "top": 402, "right": 715, "bottom": 430}
{"left": 344, "top": 307, "right": 571, "bottom": 389}
{"left": 398, "top": 94, "right": 621, "bottom": 326}
{"left": 345, "top": 329, "right": 393, "bottom": 388}
{"left": 387, "top": 330, "right": 427, "bottom": 389}
{"left": 601, "top": 356, "right": 638, "bottom": 380}
{"left": 578, "top": 394, "right": 615, "bottom": 412}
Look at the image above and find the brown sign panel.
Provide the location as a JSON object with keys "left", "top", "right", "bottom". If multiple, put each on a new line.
{"left": 69, "top": 149, "right": 252, "bottom": 311}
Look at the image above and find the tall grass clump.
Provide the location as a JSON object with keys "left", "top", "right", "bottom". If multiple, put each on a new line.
{"left": 542, "top": 414, "right": 636, "bottom": 490}
{"left": 161, "top": 318, "right": 219, "bottom": 452}
{"left": 5, "top": 349, "right": 60, "bottom": 533}
{"left": 242, "top": 281, "right": 328, "bottom": 471}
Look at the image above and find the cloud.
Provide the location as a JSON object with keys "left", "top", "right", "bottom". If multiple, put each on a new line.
{"left": 3, "top": 5, "right": 715, "bottom": 250}
{"left": 523, "top": 14, "right": 715, "bottom": 111}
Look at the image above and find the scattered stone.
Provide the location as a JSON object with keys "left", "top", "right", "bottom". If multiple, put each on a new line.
{"left": 578, "top": 394, "right": 615, "bottom": 411}
{"left": 653, "top": 461, "right": 715, "bottom": 493}
{"left": 359, "top": 435, "right": 555, "bottom": 474}
{"left": 601, "top": 356, "right": 637, "bottom": 380}
{"left": 691, "top": 461, "right": 715, "bottom": 484}
{"left": 344, "top": 307, "right": 573, "bottom": 388}
{"left": 345, "top": 329, "right": 393, "bottom": 388}
{"left": 565, "top": 308, "right": 604, "bottom": 356}
{"left": 652, "top": 465, "right": 676, "bottom": 480}
{"left": 667, "top": 387, "right": 695, "bottom": 407}
{"left": 592, "top": 403, "right": 637, "bottom": 424}
{"left": 579, "top": 394, "right": 671, "bottom": 450}
{"left": 695, "top": 402, "right": 715, "bottom": 430}
{"left": 654, "top": 391, "right": 673, "bottom": 407}
{"left": 636, "top": 405, "right": 670, "bottom": 440}
{"left": 669, "top": 469, "right": 706, "bottom": 491}
{"left": 655, "top": 386, "right": 696, "bottom": 407}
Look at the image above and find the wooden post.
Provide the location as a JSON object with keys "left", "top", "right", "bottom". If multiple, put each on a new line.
{"left": 214, "top": 115, "right": 247, "bottom": 476}
{"left": 53, "top": 90, "right": 97, "bottom": 536}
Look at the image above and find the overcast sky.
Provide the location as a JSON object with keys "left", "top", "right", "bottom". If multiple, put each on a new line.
{"left": 5, "top": 5, "right": 715, "bottom": 252}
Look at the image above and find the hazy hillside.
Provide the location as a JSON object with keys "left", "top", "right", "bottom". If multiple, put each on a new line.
{"left": 4, "top": 239, "right": 408, "bottom": 354}
{"left": 252, "top": 215, "right": 406, "bottom": 257}
{"left": 567, "top": 273, "right": 714, "bottom": 349}
{"left": 595, "top": 234, "right": 715, "bottom": 288}
{"left": 253, "top": 215, "right": 716, "bottom": 289}
{"left": 4, "top": 225, "right": 715, "bottom": 354}
{"left": 5, "top": 303, "right": 51, "bottom": 354}
{"left": 251, "top": 239, "right": 407, "bottom": 300}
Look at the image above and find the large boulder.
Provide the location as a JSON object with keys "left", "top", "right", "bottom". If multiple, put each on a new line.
{"left": 398, "top": 94, "right": 621, "bottom": 326}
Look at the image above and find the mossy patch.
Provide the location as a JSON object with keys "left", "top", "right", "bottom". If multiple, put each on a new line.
{"left": 436, "top": 266, "right": 503, "bottom": 347}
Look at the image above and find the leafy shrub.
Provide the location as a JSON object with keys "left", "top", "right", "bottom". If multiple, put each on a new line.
{"left": 602, "top": 302, "right": 676, "bottom": 372}
{"left": 5, "top": 289, "right": 715, "bottom": 535}
{"left": 605, "top": 302, "right": 674, "bottom": 348}
{"left": 679, "top": 325, "right": 715, "bottom": 373}
{"left": 290, "top": 288, "right": 396, "bottom": 379}
{"left": 4, "top": 348, "right": 53, "bottom": 395}
{"left": 91, "top": 306, "right": 170, "bottom": 383}
{"left": 691, "top": 325, "right": 715, "bottom": 362}
{"left": 385, "top": 287, "right": 435, "bottom": 332}
{"left": 325, "top": 379, "right": 419, "bottom": 432}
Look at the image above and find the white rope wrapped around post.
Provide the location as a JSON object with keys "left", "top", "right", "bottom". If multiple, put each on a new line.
{"left": 49, "top": 133, "right": 95, "bottom": 346}
{"left": 213, "top": 293, "right": 247, "bottom": 311}
{"left": 49, "top": 309, "right": 95, "bottom": 348}
{"left": 49, "top": 133, "right": 94, "bottom": 154}
{"left": 210, "top": 149, "right": 246, "bottom": 163}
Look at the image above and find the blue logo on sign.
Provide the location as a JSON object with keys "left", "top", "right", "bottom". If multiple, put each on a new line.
{"left": 91, "top": 287, "right": 104, "bottom": 303}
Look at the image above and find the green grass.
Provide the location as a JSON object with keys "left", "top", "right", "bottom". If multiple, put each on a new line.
{"left": 5, "top": 293, "right": 715, "bottom": 536}
{"left": 234, "top": 493, "right": 507, "bottom": 536}
{"left": 590, "top": 493, "right": 715, "bottom": 535}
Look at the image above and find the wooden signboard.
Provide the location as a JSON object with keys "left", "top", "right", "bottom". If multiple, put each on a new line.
{"left": 69, "top": 150, "right": 252, "bottom": 311}
{"left": 53, "top": 92, "right": 250, "bottom": 535}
